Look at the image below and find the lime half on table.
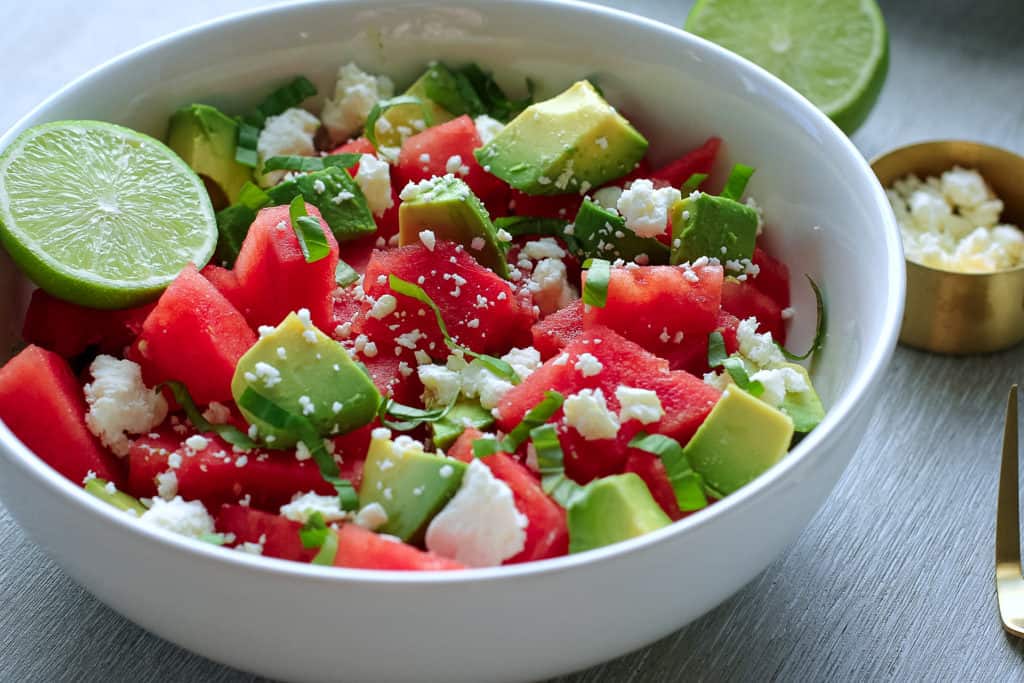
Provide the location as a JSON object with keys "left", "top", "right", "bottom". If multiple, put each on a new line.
{"left": 0, "top": 120, "right": 217, "bottom": 309}
{"left": 686, "top": 0, "right": 888, "bottom": 134}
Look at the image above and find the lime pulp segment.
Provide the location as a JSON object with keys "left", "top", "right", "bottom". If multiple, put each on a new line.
{"left": 0, "top": 120, "right": 217, "bottom": 308}
{"left": 685, "top": 0, "right": 888, "bottom": 133}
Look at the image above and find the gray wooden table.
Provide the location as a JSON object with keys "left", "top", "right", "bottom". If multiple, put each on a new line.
{"left": 3, "top": 1, "right": 1023, "bottom": 680}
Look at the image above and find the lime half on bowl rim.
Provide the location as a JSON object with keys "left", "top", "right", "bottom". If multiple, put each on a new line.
{"left": 685, "top": 0, "right": 889, "bottom": 134}
{"left": 0, "top": 120, "right": 218, "bottom": 309}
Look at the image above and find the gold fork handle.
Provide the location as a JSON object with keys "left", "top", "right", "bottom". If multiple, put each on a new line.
{"left": 996, "top": 385, "right": 1020, "bottom": 569}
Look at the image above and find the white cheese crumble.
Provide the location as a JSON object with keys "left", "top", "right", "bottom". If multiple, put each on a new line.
{"left": 185, "top": 435, "right": 209, "bottom": 451}
{"left": 418, "top": 364, "right": 462, "bottom": 408}
{"left": 522, "top": 238, "right": 566, "bottom": 260}
{"left": 474, "top": 115, "right": 505, "bottom": 146}
{"left": 369, "top": 293, "right": 398, "bottom": 319}
{"left": 888, "top": 167, "right": 1024, "bottom": 272}
{"left": 530, "top": 258, "right": 577, "bottom": 316}
{"left": 592, "top": 186, "right": 622, "bottom": 211}
{"left": 155, "top": 470, "right": 179, "bottom": 501}
{"left": 736, "top": 317, "right": 785, "bottom": 368}
{"left": 140, "top": 497, "right": 215, "bottom": 539}
{"left": 615, "top": 386, "right": 664, "bottom": 425}
{"left": 354, "top": 502, "right": 389, "bottom": 530}
{"left": 418, "top": 229, "right": 437, "bottom": 251}
{"left": 354, "top": 153, "right": 394, "bottom": 216}
{"left": 574, "top": 352, "right": 603, "bottom": 377}
{"left": 280, "top": 491, "right": 350, "bottom": 523}
{"left": 256, "top": 107, "right": 321, "bottom": 187}
{"left": 83, "top": 355, "right": 168, "bottom": 457}
{"left": 424, "top": 459, "right": 527, "bottom": 567}
{"left": 563, "top": 388, "right": 620, "bottom": 440}
{"left": 616, "top": 179, "right": 682, "bottom": 238}
{"left": 320, "top": 62, "right": 395, "bottom": 143}
{"left": 749, "top": 366, "right": 809, "bottom": 408}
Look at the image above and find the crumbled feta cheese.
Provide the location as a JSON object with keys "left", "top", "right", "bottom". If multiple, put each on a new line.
{"left": 530, "top": 258, "right": 577, "bottom": 316}
{"left": 474, "top": 115, "right": 505, "bottom": 146}
{"left": 615, "top": 386, "right": 663, "bottom": 425}
{"left": 616, "top": 179, "right": 682, "bottom": 238}
{"left": 501, "top": 347, "right": 542, "bottom": 381}
{"left": 369, "top": 293, "right": 398, "bottom": 319}
{"left": 592, "top": 186, "right": 622, "bottom": 211}
{"left": 418, "top": 229, "right": 437, "bottom": 251}
{"left": 470, "top": 236, "right": 486, "bottom": 251}
{"left": 244, "top": 361, "right": 283, "bottom": 389}
{"left": 563, "top": 388, "right": 620, "bottom": 440}
{"left": 574, "top": 352, "right": 603, "bottom": 377}
{"left": 256, "top": 107, "right": 321, "bottom": 187}
{"left": 185, "top": 435, "right": 209, "bottom": 451}
{"left": 354, "top": 153, "right": 394, "bottom": 216}
{"left": 749, "top": 366, "right": 809, "bottom": 407}
{"left": 418, "top": 364, "right": 462, "bottom": 408}
{"left": 320, "top": 62, "right": 395, "bottom": 143}
{"left": 280, "top": 491, "right": 350, "bottom": 523}
{"left": 496, "top": 228, "right": 513, "bottom": 243}
{"left": 595, "top": 136, "right": 609, "bottom": 150}
{"left": 140, "top": 496, "right": 215, "bottom": 538}
{"left": 425, "top": 459, "right": 527, "bottom": 567}
{"left": 457, "top": 358, "right": 514, "bottom": 410}
{"left": 522, "top": 238, "right": 566, "bottom": 260}
{"left": 354, "top": 502, "right": 389, "bottom": 530}
{"left": 736, "top": 317, "right": 785, "bottom": 367}
{"left": 83, "top": 356, "right": 168, "bottom": 457}
{"left": 155, "top": 470, "right": 178, "bottom": 501}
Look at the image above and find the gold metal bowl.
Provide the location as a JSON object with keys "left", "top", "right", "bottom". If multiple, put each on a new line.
{"left": 871, "top": 140, "right": 1024, "bottom": 354}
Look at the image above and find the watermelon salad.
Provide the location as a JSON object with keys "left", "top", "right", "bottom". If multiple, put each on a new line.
{"left": 0, "top": 61, "right": 826, "bottom": 570}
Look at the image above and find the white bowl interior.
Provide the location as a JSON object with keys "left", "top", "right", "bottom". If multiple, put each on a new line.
{"left": 0, "top": 2, "right": 902, "bottom": 681}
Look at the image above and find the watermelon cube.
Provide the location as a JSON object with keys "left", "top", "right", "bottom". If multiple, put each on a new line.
{"left": 751, "top": 245, "right": 791, "bottom": 310}
{"left": 531, "top": 299, "right": 584, "bottom": 359}
{"left": 0, "top": 345, "right": 123, "bottom": 485}
{"left": 721, "top": 278, "right": 786, "bottom": 343}
{"left": 334, "top": 523, "right": 465, "bottom": 571}
{"left": 215, "top": 505, "right": 317, "bottom": 563}
{"left": 133, "top": 264, "right": 256, "bottom": 405}
{"left": 649, "top": 136, "right": 721, "bottom": 189}
{"left": 22, "top": 289, "right": 153, "bottom": 358}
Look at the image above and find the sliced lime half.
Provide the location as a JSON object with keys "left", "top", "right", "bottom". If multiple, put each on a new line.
{"left": 686, "top": 0, "right": 889, "bottom": 133}
{"left": 0, "top": 120, "right": 217, "bottom": 308}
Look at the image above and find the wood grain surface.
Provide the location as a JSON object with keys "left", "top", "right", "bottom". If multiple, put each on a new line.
{"left": 2, "top": 1, "right": 1024, "bottom": 680}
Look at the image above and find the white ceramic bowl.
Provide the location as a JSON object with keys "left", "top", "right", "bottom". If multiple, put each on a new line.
{"left": 0, "top": 1, "right": 903, "bottom": 681}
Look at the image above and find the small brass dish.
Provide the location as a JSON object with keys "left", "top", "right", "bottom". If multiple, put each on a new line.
{"left": 871, "top": 140, "right": 1024, "bottom": 354}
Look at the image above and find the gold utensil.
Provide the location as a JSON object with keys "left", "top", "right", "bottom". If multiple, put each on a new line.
{"left": 871, "top": 141, "right": 1024, "bottom": 355}
{"left": 996, "top": 384, "right": 1024, "bottom": 637}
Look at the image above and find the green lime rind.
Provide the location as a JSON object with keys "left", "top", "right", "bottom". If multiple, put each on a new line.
{"left": 685, "top": 0, "right": 889, "bottom": 134}
{"left": 0, "top": 120, "right": 217, "bottom": 309}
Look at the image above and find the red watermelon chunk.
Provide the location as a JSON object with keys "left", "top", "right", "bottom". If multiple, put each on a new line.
{"left": 507, "top": 190, "right": 582, "bottom": 221}
{"left": 127, "top": 430, "right": 333, "bottom": 510}
{"left": 448, "top": 429, "right": 569, "bottom": 564}
{"left": 357, "top": 241, "right": 535, "bottom": 360}
{"left": 721, "top": 278, "right": 786, "bottom": 343}
{"left": 133, "top": 264, "right": 255, "bottom": 405}
{"left": 330, "top": 137, "right": 376, "bottom": 157}
{"left": 355, "top": 351, "right": 423, "bottom": 405}
{"left": 397, "top": 115, "right": 507, "bottom": 209}
{"left": 531, "top": 299, "right": 584, "bottom": 360}
{"left": 333, "top": 523, "right": 465, "bottom": 571}
{"left": 659, "top": 310, "right": 741, "bottom": 375}
{"left": 215, "top": 505, "right": 316, "bottom": 563}
{"left": 496, "top": 327, "right": 721, "bottom": 483}
{"left": 751, "top": 245, "right": 791, "bottom": 310}
{"left": 582, "top": 263, "right": 723, "bottom": 357}
{"left": 0, "top": 345, "right": 123, "bottom": 486}
{"left": 650, "top": 136, "right": 721, "bottom": 188}
{"left": 230, "top": 205, "right": 340, "bottom": 331}
{"left": 22, "top": 289, "right": 154, "bottom": 358}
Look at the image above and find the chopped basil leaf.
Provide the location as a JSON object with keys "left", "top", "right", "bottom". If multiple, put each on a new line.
{"left": 454, "top": 63, "right": 533, "bottom": 121}
{"left": 528, "top": 424, "right": 563, "bottom": 476}
{"left": 235, "top": 76, "right": 318, "bottom": 167}
{"left": 707, "top": 331, "right": 729, "bottom": 368}
{"left": 235, "top": 121, "right": 261, "bottom": 168}
{"left": 628, "top": 432, "right": 708, "bottom": 511}
{"left": 680, "top": 172, "right": 709, "bottom": 194}
{"left": 378, "top": 397, "right": 454, "bottom": 431}
{"left": 262, "top": 153, "right": 362, "bottom": 173}
{"left": 582, "top": 258, "right": 611, "bottom": 308}
{"left": 503, "top": 391, "right": 564, "bottom": 452}
{"left": 158, "top": 381, "right": 257, "bottom": 450}
{"left": 472, "top": 438, "right": 503, "bottom": 458}
{"left": 720, "top": 163, "right": 756, "bottom": 202}
{"left": 83, "top": 478, "right": 148, "bottom": 516}
{"left": 387, "top": 275, "right": 518, "bottom": 383}
{"left": 299, "top": 511, "right": 330, "bottom": 549}
{"left": 706, "top": 332, "right": 765, "bottom": 397}
{"left": 198, "top": 533, "right": 231, "bottom": 546}
{"left": 542, "top": 473, "right": 585, "bottom": 509}
{"left": 335, "top": 259, "right": 359, "bottom": 287}
{"left": 778, "top": 276, "right": 827, "bottom": 361}
{"left": 365, "top": 95, "right": 435, "bottom": 154}
{"left": 288, "top": 195, "right": 331, "bottom": 263}
{"left": 312, "top": 528, "right": 339, "bottom": 565}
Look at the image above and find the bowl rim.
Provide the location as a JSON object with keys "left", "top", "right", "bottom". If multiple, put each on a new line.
{"left": 870, "top": 138, "right": 1024, "bottom": 277}
{"left": 0, "top": 0, "right": 905, "bottom": 584}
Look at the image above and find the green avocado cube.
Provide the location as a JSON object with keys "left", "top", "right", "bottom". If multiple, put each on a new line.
{"left": 670, "top": 192, "right": 759, "bottom": 265}
{"left": 683, "top": 386, "right": 794, "bottom": 497}
{"left": 567, "top": 473, "right": 671, "bottom": 554}
{"left": 778, "top": 363, "right": 825, "bottom": 433}
{"left": 359, "top": 435, "right": 467, "bottom": 544}
{"left": 398, "top": 175, "right": 509, "bottom": 277}
{"left": 430, "top": 399, "right": 495, "bottom": 449}
{"left": 267, "top": 166, "right": 377, "bottom": 242}
{"left": 166, "top": 104, "right": 253, "bottom": 209}
{"left": 572, "top": 198, "right": 670, "bottom": 264}
{"left": 474, "top": 80, "right": 648, "bottom": 196}
{"left": 231, "top": 312, "right": 381, "bottom": 448}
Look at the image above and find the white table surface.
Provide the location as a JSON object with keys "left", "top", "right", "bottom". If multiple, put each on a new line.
{"left": 3, "top": 0, "right": 1024, "bottom": 680}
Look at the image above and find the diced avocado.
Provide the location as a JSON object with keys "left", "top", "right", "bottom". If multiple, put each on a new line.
{"left": 375, "top": 65, "right": 458, "bottom": 149}
{"left": 567, "top": 473, "right": 671, "bottom": 553}
{"left": 231, "top": 312, "right": 380, "bottom": 448}
{"left": 474, "top": 80, "right": 648, "bottom": 196}
{"left": 683, "top": 386, "right": 794, "bottom": 497}
{"left": 779, "top": 363, "right": 825, "bottom": 433}
{"left": 431, "top": 399, "right": 495, "bottom": 449}
{"left": 167, "top": 104, "right": 252, "bottom": 209}
{"left": 267, "top": 166, "right": 377, "bottom": 242}
{"left": 359, "top": 434, "right": 467, "bottom": 544}
{"left": 669, "top": 193, "right": 758, "bottom": 265}
{"left": 84, "top": 478, "right": 148, "bottom": 516}
{"left": 572, "top": 198, "right": 670, "bottom": 264}
{"left": 398, "top": 175, "right": 509, "bottom": 277}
